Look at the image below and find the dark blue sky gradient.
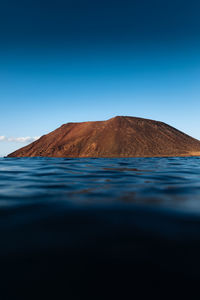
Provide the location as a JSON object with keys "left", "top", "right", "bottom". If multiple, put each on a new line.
{"left": 1, "top": 0, "right": 200, "bottom": 46}
{"left": 0, "top": 0, "right": 200, "bottom": 155}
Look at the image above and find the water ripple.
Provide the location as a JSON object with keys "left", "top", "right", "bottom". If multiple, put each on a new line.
{"left": 0, "top": 157, "right": 199, "bottom": 212}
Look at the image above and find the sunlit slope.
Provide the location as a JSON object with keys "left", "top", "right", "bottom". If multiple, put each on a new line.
{"left": 7, "top": 116, "right": 200, "bottom": 157}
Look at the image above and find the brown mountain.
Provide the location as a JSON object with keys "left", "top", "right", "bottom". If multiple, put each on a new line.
{"left": 7, "top": 116, "right": 200, "bottom": 158}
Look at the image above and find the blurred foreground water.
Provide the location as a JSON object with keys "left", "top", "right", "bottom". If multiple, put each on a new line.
{"left": 1, "top": 157, "right": 200, "bottom": 298}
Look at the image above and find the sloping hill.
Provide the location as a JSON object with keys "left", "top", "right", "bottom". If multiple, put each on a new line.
{"left": 7, "top": 116, "right": 200, "bottom": 157}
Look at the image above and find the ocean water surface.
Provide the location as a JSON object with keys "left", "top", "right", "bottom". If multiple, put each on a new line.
{"left": 1, "top": 156, "right": 200, "bottom": 297}
{"left": 1, "top": 157, "right": 200, "bottom": 211}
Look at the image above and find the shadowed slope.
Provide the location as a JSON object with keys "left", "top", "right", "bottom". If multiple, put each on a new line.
{"left": 7, "top": 116, "right": 200, "bottom": 157}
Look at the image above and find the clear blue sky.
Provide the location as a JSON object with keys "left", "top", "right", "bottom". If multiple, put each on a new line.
{"left": 0, "top": 0, "right": 200, "bottom": 156}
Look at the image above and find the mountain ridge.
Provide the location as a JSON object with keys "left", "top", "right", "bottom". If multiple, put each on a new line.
{"left": 7, "top": 116, "right": 200, "bottom": 158}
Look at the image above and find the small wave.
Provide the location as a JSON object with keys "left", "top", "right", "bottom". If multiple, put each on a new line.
{"left": 0, "top": 157, "right": 200, "bottom": 212}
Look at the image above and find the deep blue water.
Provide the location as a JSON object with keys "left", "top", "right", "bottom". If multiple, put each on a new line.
{"left": 1, "top": 157, "right": 200, "bottom": 212}
{"left": 1, "top": 157, "right": 200, "bottom": 298}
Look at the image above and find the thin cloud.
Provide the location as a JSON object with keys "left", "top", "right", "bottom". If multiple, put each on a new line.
{"left": 0, "top": 136, "right": 40, "bottom": 143}
{"left": 0, "top": 136, "right": 6, "bottom": 141}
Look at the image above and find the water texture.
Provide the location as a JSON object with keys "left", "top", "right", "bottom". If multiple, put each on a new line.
{"left": 1, "top": 157, "right": 200, "bottom": 212}
{"left": 1, "top": 157, "right": 200, "bottom": 298}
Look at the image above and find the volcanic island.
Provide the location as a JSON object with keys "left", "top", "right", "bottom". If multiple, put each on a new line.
{"left": 7, "top": 116, "right": 200, "bottom": 158}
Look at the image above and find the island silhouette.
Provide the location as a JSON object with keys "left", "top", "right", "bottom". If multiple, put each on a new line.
{"left": 7, "top": 116, "right": 200, "bottom": 157}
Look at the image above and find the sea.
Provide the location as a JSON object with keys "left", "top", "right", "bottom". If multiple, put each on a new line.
{"left": 1, "top": 156, "right": 200, "bottom": 298}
